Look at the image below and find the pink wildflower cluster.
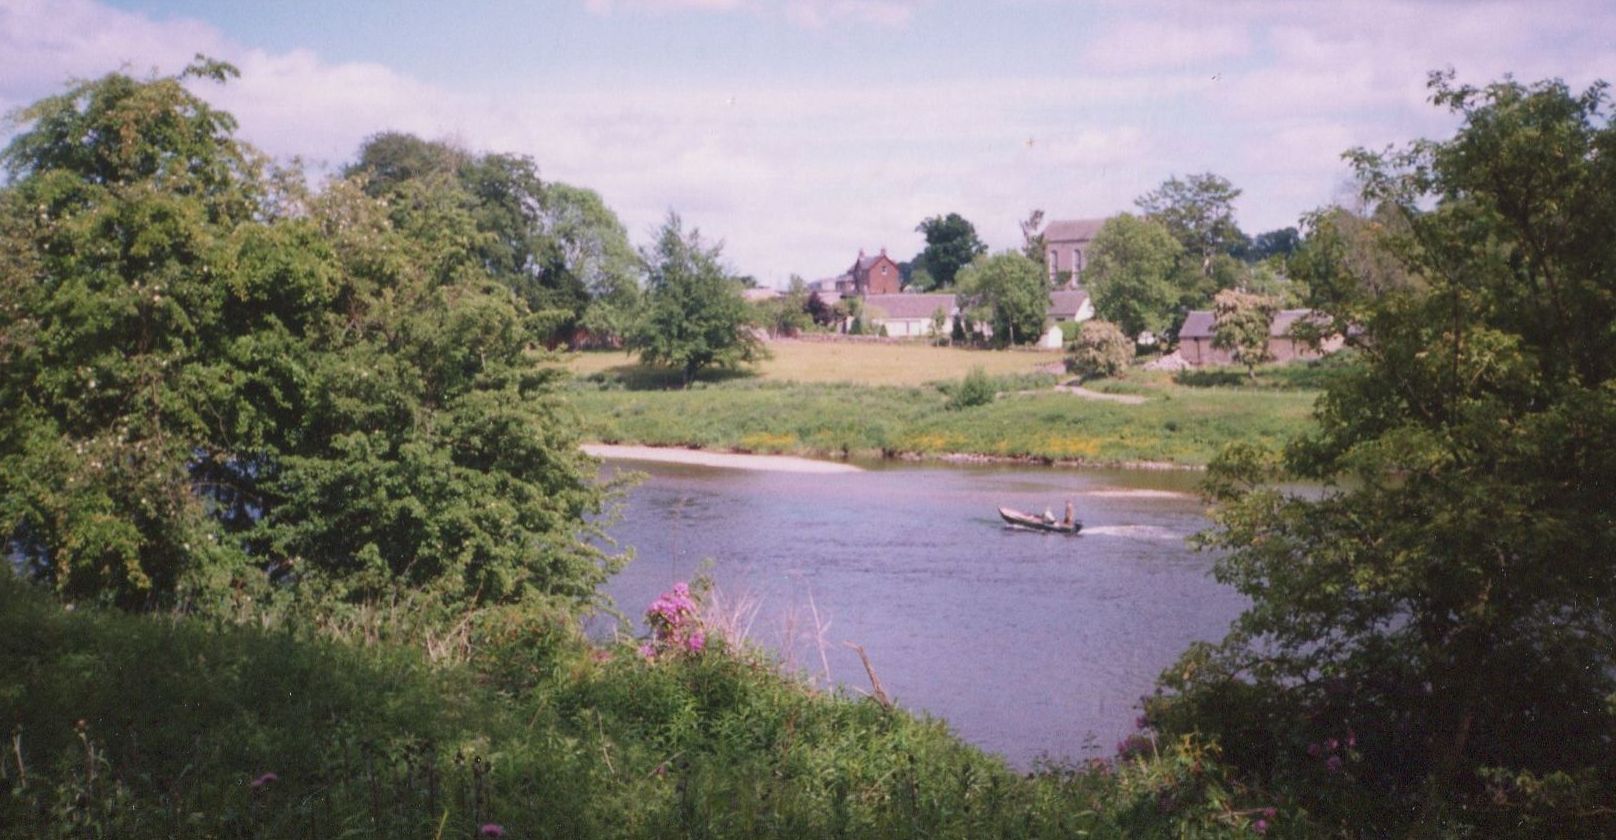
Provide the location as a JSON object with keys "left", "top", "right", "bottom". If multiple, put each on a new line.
{"left": 640, "top": 582, "right": 706, "bottom": 660}
{"left": 1306, "top": 729, "right": 1357, "bottom": 775}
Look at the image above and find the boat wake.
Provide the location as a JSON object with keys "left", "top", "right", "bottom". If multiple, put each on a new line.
{"left": 1080, "top": 525, "right": 1188, "bottom": 541}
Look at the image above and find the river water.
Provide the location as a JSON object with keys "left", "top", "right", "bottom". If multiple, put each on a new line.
{"left": 592, "top": 456, "right": 1246, "bottom": 769}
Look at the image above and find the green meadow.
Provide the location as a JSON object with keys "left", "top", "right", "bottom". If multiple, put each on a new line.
{"left": 565, "top": 344, "right": 1335, "bottom": 467}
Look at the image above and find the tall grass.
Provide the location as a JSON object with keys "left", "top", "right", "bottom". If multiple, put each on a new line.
{"left": 0, "top": 575, "right": 1298, "bottom": 838}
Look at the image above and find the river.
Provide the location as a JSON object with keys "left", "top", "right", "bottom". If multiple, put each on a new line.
{"left": 592, "top": 456, "right": 1246, "bottom": 769}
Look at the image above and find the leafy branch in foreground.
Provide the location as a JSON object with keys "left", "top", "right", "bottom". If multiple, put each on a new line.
{"left": 1156, "top": 72, "right": 1616, "bottom": 837}
{"left": 0, "top": 61, "right": 620, "bottom": 617}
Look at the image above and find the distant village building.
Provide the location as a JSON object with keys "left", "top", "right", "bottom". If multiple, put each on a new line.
{"left": 861, "top": 293, "right": 957, "bottom": 338}
{"left": 1178, "top": 308, "right": 1345, "bottom": 366}
{"left": 1047, "top": 289, "right": 1094, "bottom": 324}
{"left": 1043, "top": 218, "right": 1106, "bottom": 288}
{"left": 806, "top": 248, "right": 902, "bottom": 297}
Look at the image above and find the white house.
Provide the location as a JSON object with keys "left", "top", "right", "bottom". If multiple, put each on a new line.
{"left": 861, "top": 293, "right": 957, "bottom": 338}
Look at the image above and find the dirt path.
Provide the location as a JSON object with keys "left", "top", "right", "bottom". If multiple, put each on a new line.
{"left": 1050, "top": 384, "right": 1148, "bottom": 405}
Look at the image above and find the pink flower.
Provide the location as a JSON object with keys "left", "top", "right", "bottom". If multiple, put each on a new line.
{"left": 638, "top": 643, "right": 656, "bottom": 660}
{"left": 1326, "top": 755, "right": 1343, "bottom": 774}
{"left": 1253, "top": 818, "right": 1269, "bottom": 834}
{"left": 686, "top": 631, "right": 705, "bottom": 653}
{"left": 250, "top": 772, "right": 278, "bottom": 790}
{"left": 479, "top": 824, "right": 505, "bottom": 838}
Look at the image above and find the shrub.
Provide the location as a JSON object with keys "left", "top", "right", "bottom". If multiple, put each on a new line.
{"left": 1066, "top": 320, "right": 1133, "bottom": 380}
{"left": 947, "top": 367, "right": 997, "bottom": 410}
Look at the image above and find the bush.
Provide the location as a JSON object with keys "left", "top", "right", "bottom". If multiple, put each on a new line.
{"left": 947, "top": 367, "right": 997, "bottom": 410}
{"left": 1066, "top": 320, "right": 1133, "bottom": 380}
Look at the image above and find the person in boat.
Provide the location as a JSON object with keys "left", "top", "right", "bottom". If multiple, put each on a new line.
{"left": 1063, "top": 499, "right": 1075, "bottom": 527}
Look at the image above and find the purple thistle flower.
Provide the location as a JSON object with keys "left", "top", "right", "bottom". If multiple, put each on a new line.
{"left": 479, "top": 824, "right": 505, "bottom": 838}
{"left": 1253, "top": 818, "right": 1269, "bottom": 834}
{"left": 250, "top": 772, "right": 278, "bottom": 790}
{"left": 686, "top": 630, "right": 705, "bottom": 653}
{"left": 1306, "top": 741, "right": 1321, "bottom": 757}
{"left": 1326, "top": 755, "right": 1344, "bottom": 774}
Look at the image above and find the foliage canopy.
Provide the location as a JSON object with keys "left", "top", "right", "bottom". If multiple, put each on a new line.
{"left": 1161, "top": 73, "right": 1616, "bottom": 835}
{"left": 911, "top": 212, "right": 987, "bottom": 290}
{"left": 0, "top": 63, "right": 619, "bottom": 615}
{"left": 627, "top": 213, "right": 765, "bottom": 386}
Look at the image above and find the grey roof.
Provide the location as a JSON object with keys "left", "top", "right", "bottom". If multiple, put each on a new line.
{"left": 1043, "top": 218, "right": 1107, "bottom": 244}
{"left": 862, "top": 293, "right": 957, "bottom": 320}
{"left": 1271, "top": 309, "right": 1330, "bottom": 336}
{"left": 1179, "top": 310, "right": 1217, "bottom": 339}
{"left": 1048, "top": 289, "right": 1090, "bottom": 318}
{"left": 1179, "top": 308, "right": 1328, "bottom": 339}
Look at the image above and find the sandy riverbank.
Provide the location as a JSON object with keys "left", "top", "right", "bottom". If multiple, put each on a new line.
{"left": 582, "top": 444, "right": 864, "bottom": 473}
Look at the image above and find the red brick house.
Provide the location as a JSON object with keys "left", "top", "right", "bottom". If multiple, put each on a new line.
{"left": 849, "top": 248, "right": 902, "bottom": 295}
{"left": 806, "top": 247, "right": 903, "bottom": 297}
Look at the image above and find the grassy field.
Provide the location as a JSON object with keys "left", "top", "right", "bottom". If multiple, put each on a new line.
{"left": 563, "top": 342, "right": 1339, "bottom": 467}
{"left": 567, "top": 340, "right": 1059, "bottom": 387}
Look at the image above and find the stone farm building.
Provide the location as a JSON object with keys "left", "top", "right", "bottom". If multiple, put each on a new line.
{"left": 1043, "top": 218, "right": 1105, "bottom": 287}
{"left": 1178, "top": 309, "right": 1345, "bottom": 366}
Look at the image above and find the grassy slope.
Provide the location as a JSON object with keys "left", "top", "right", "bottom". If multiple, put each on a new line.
{"left": 8, "top": 578, "right": 1255, "bottom": 839}
{"left": 565, "top": 344, "right": 1331, "bottom": 467}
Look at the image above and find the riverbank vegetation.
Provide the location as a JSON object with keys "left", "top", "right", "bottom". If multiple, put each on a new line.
{"left": 1, "top": 575, "right": 1303, "bottom": 838}
{"left": 568, "top": 372, "right": 1320, "bottom": 466}
{"left": 568, "top": 341, "right": 1333, "bottom": 466}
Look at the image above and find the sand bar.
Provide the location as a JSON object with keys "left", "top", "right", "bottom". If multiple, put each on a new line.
{"left": 1081, "top": 489, "right": 1196, "bottom": 499}
{"left": 583, "top": 444, "right": 863, "bottom": 474}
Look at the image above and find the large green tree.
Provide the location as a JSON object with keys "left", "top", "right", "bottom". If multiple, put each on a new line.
{"left": 1157, "top": 74, "right": 1616, "bottom": 835}
{"left": 345, "top": 134, "right": 638, "bottom": 346}
{"left": 627, "top": 213, "right": 765, "bottom": 386}
{"left": 912, "top": 212, "right": 987, "bottom": 290}
{"left": 955, "top": 251, "right": 1050, "bottom": 346}
{"left": 0, "top": 63, "right": 615, "bottom": 614}
{"left": 1135, "top": 172, "right": 1247, "bottom": 277}
{"left": 1082, "top": 213, "right": 1184, "bottom": 339}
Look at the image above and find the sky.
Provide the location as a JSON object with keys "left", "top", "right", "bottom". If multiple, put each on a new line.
{"left": 3, "top": 0, "right": 1613, "bottom": 286}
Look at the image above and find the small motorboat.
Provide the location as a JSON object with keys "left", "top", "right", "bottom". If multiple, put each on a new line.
{"left": 999, "top": 506, "right": 1082, "bottom": 534}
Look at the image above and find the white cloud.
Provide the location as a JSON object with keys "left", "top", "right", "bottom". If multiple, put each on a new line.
{"left": 582, "top": 0, "right": 927, "bottom": 28}
{"left": 6, "top": 0, "right": 1616, "bottom": 282}
{"left": 1083, "top": 22, "right": 1252, "bottom": 72}
{"left": 783, "top": 0, "right": 927, "bottom": 28}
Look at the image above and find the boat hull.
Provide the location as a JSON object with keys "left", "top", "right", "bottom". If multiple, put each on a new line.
{"left": 998, "top": 507, "right": 1082, "bottom": 534}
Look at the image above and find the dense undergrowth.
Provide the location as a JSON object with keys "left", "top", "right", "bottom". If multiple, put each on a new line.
{"left": 0, "top": 576, "right": 1298, "bottom": 838}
